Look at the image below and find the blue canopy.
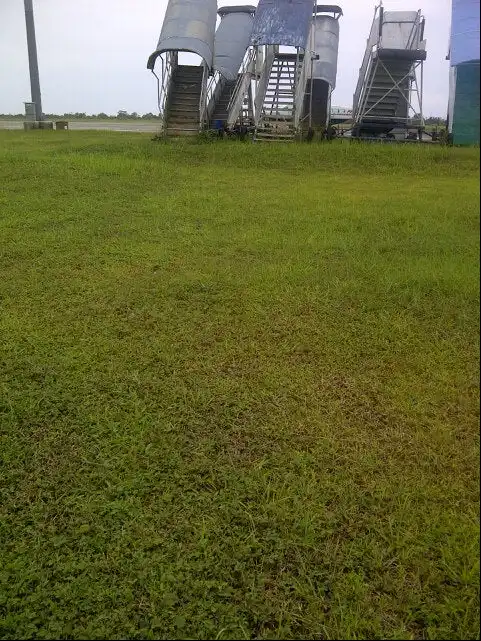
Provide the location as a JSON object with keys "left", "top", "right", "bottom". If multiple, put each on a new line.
{"left": 250, "top": 0, "right": 314, "bottom": 48}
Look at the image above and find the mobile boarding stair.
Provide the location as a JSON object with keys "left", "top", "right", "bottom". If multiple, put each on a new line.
{"left": 352, "top": 5, "right": 426, "bottom": 140}
{"left": 226, "top": 0, "right": 316, "bottom": 141}
{"left": 205, "top": 5, "right": 256, "bottom": 132}
{"left": 147, "top": 0, "right": 218, "bottom": 136}
{"left": 254, "top": 48, "right": 310, "bottom": 141}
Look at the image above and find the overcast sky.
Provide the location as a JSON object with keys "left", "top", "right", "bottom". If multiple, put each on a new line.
{"left": 0, "top": 0, "right": 451, "bottom": 116}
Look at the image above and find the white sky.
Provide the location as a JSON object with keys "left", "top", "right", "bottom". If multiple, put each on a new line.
{"left": 0, "top": 0, "right": 451, "bottom": 116}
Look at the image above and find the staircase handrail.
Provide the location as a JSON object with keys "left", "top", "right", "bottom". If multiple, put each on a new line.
{"left": 204, "top": 70, "right": 225, "bottom": 126}
{"left": 293, "top": 49, "right": 310, "bottom": 129}
{"left": 254, "top": 46, "right": 277, "bottom": 128}
{"left": 352, "top": 4, "right": 381, "bottom": 120}
{"left": 199, "top": 63, "right": 211, "bottom": 131}
{"left": 353, "top": 47, "right": 375, "bottom": 123}
{"left": 226, "top": 47, "right": 257, "bottom": 127}
{"left": 405, "top": 11, "right": 422, "bottom": 51}
{"left": 152, "top": 51, "right": 178, "bottom": 130}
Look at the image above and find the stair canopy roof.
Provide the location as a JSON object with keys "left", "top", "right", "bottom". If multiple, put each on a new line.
{"left": 218, "top": 5, "right": 256, "bottom": 17}
{"left": 250, "top": 0, "right": 315, "bottom": 48}
{"left": 315, "top": 5, "right": 343, "bottom": 18}
{"left": 147, "top": 0, "right": 217, "bottom": 70}
{"left": 214, "top": 5, "right": 256, "bottom": 80}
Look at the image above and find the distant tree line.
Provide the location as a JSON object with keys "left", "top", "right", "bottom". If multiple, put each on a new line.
{"left": 424, "top": 116, "right": 447, "bottom": 126}
{"left": 0, "top": 111, "right": 160, "bottom": 120}
{"left": 410, "top": 114, "right": 447, "bottom": 126}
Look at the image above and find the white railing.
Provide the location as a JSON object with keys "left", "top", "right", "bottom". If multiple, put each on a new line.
{"left": 152, "top": 51, "right": 178, "bottom": 131}
{"left": 293, "top": 51, "right": 311, "bottom": 130}
{"left": 204, "top": 70, "right": 224, "bottom": 126}
{"left": 226, "top": 47, "right": 257, "bottom": 127}
{"left": 198, "top": 63, "right": 211, "bottom": 132}
{"left": 405, "top": 11, "right": 423, "bottom": 51}
{"left": 353, "top": 4, "right": 381, "bottom": 119}
{"left": 353, "top": 50, "right": 375, "bottom": 123}
{"left": 254, "top": 46, "right": 276, "bottom": 128}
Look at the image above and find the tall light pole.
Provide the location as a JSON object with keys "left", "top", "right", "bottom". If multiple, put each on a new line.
{"left": 24, "top": 0, "right": 43, "bottom": 120}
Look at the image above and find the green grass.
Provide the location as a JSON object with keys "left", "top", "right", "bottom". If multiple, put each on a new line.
{"left": 0, "top": 131, "right": 479, "bottom": 640}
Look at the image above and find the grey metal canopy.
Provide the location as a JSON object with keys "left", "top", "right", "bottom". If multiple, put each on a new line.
{"left": 315, "top": 5, "right": 343, "bottom": 17}
{"left": 147, "top": 0, "right": 217, "bottom": 70}
{"left": 218, "top": 5, "right": 256, "bottom": 17}
{"left": 214, "top": 6, "right": 256, "bottom": 80}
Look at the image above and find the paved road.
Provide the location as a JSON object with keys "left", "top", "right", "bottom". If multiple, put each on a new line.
{"left": 0, "top": 120, "right": 160, "bottom": 133}
{"left": 0, "top": 120, "right": 433, "bottom": 142}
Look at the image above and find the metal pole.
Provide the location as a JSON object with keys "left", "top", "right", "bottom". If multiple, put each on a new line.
{"left": 24, "top": 0, "right": 43, "bottom": 120}
{"left": 420, "top": 61, "right": 424, "bottom": 125}
{"left": 308, "top": 4, "right": 314, "bottom": 130}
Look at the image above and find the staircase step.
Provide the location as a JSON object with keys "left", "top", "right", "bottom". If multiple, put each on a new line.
{"left": 175, "top": 66, "right": 203, "bottom": 75}
{"left": 163, "top": 64, "right": 205, "bottom": 136}
{"left": 170, "top": 88, "right": 201, "bottom": 95}
{"left": 168, "top": 116, "right": 200, "bottom": 125}
{"left": 169, "top": 98, "right": 201, "bottom": 107}
{"left": 173, "top": 81, "right": 202, "bottom": 89}
{"left": 169, "top": 103, "right": 200, "bottom": 112}
{"left": 174, "top": 75, "right": 203, "bottom": 81}
{"left": 173, "top": 76, "right": 203, "bottom": 83}
{"left": 170, "top": 92, "right": 200, "bottom": 99}
{"left": 168, "top": 117, "right": 200, "bottom": 125}
{"left": 165, "top": 129, "right": 199, "bottom": 137}
{"left": 367, "top": 98, "right": 399, "bottom": 105}
{"left": 173, "top": 85, "right": 202, "bottom": 92}
{"left": 267, "top": 82, "right": 296, "bottom": 88}
{"left": 167, "top": 118, "right": 199, "bottom": 126}
{"left": 169, "top": 101, "right": 200, "bottom": 110}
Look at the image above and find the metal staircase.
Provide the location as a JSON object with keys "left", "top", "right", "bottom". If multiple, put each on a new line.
{"left": 355, "top": 58, "right": 413, "bottom": 134}
{"left": 164, "top": 65, "right": 204, "bottom": 136}
{"left": 255, "top": 53, "right": 302, "bottom": 141}
{"left": 209, "top": 78, "right": 238, "bottom": 129}
{"left": 223, "top": 0, "right": 315, "bottom": 141}
{"left": 147, "top": 0, "right": 217, "bottom": 137}
{"left": 352, "top": 6, "right": 426, "bottom": 138}
{"left": 225, "top": 48, "right": 257, "bottom": 129}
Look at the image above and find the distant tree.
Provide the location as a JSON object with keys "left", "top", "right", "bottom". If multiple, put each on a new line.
{"left": 142, "top": 112, "right": 158, "bottom": 119}
{"left": 97, "top": 112, "right": 109, "bottom": 119}
{"left": 117, "top": 110, "right": 128, "bottom": 119}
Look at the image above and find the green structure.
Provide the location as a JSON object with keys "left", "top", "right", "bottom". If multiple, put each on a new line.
{"left": 451, "top": 62, "right": 480, "bottom": 145}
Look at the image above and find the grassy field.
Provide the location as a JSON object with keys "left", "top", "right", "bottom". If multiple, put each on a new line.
{"left": 0, "top": 131, "right": 479, "bottom": 640}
